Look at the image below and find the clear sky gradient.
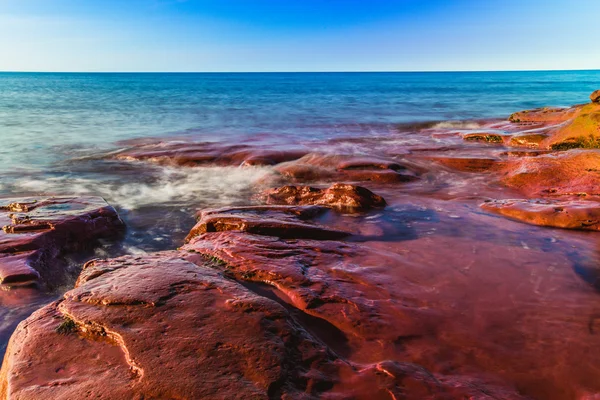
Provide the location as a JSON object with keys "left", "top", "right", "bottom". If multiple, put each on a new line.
{"left": 1, "top": 0, "right": 599, "bottom": 72}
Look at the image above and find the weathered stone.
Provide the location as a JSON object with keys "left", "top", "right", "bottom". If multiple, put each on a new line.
{"left": 0, "top": 196, "right": 124, "bottom": 287}
{"left": 500, "top": 149, "right": 600, "bottom": 196}
{"left": 509, "top": 106, "right": 581, "bottom": 124}
{"left": 482, "top": 199, "right": 600, "bottom": 230}
{"left": 265, "top": 183, "right": 386, "bottom": 212}
{"left": 185, "top": 205, "right": 351, "bottom": 242}
{"left": 508, "top": 132, "right": 549, "bottom": 148}
{"left": 275, "top": 153, "right": 419, "bottom": 184}
{"left": 115, "top": 141, "right": 308, "bottom": 167}
{"left": 544, "top": 103, "right": 600, "bottom": 150}
{"left": 590, "top": 89, "right": 600, "bottom": 103}
{"left": 461, "top": 132, "right": 505, "bottom": 143}
{"left": 0, "top": 254, "right": 338, "bottom": 399}
{"left": 430, "top": 156, "right": 500, "bottom": 172}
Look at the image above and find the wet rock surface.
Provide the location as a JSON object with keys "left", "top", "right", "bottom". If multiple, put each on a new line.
{"left": 1, "top": 253, "right": 530, "bottom": 400}
{"left": 0, "top": 196, "right": 125, "bottom": 288}
{"left": 5, "top": 94, "right": 600, "bottom": 399}
{"left": 482, "top": 199, "right": 600, "bottom": 230}
{"left": 500, "top": 149, "right": 600, "bottom": 197}
{"left": 185, "top": 205, "right": 351, "bottom": 242}
{"left": 264, "top": 183, "right": 386, "bottom": 212}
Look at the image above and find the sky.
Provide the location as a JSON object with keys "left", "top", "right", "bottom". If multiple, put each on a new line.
{"left": 0, "top": 0, "right": 599, "bottom": 72}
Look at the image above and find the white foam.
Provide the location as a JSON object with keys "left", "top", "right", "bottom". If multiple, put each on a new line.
{"left": 14, "top": 166, "right": 275, "bottom": 211}
{"left": 431, "top": 121, "right": 482, "bottom": 130}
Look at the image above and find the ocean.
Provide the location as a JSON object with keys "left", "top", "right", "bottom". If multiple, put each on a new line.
{"left": 1, "top": 70, "right": 599, "bottom": 251}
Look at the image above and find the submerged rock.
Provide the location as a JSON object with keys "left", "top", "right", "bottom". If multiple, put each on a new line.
{"left": 0, "top": 196, "right": 124, "bottom": 288}
{"left": 264, "top": 183, "right": 386, "bottom": 212}
{"left": 0, "top": 253, "right": 339, "bottom": 399}
{"left": 115, "top": 141, "right": 308, "bottom": 167}
{"left": 185, "top": 205, "right": 351, "bottom": 242}
{"left": 481, "top": 199, "right": 600, "bottom": 231}
{"left": 430, "top": 155, "right": 500, "bottom": 172}
{"left": 461, "top": 132, "right": 505, "bottom": 143}
{"left": 275, "top": 153, "right": 420, "bottom": 184}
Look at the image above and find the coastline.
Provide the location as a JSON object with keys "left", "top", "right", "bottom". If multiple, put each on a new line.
{"left": 1, "top": 91, "right": 600, "bottom": 398}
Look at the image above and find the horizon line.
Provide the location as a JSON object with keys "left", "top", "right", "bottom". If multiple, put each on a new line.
{"left": 1, "top": 68, "right": 599, "bottom": 74}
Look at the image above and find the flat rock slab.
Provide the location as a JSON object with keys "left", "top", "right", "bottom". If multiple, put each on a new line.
{"left": 185, "top": 205, "right": 351, "bottom": 242}
{"left": 264, "top": 183, "right": 386, "bottom": 212}
{"left": 275, "top": 153, "right": 420, "bottom": 184}
{"left": 481, "top": 199, "right": 600, "bottom": 231}
{"left": 115, "top": 140, "right": 308, "bottom": 167}
{"left": 0, "top": 253, "right": 527, "bottom": 399}
{"left": 0, "top": 196, "right": 124, "bottom": 287}
{"left": 509, "top": 106, "right": 581, "bottom": 124}
{"left": 500, "top": 149, "right": 600, "bottom": 197}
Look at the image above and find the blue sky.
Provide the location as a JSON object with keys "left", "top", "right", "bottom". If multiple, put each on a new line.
{"left": 0, "top": 0, "right": 599, "bottom": 72}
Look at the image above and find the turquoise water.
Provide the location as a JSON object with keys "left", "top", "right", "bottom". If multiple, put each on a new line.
{"left": 1, "top": 71, "right": 599, "bottom": 170}
{"left": 1, "top": 70, "right": 599, "bottom": 250}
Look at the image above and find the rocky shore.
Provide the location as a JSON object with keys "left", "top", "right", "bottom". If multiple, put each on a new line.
{"left": 1, "top": 92, "right": 600, "bottom": 399}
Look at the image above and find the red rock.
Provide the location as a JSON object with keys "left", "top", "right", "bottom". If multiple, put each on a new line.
{"left": 0, "top": 253, "right": 338, "bottom": 399}
{"left": 0, "top": 196, "right": 124, "bottom": 288}
{"left": 461, "top": 132, "right": 505, "bottom": 143}
{"left": 430, "top": 155, "right": 500, "bottom": 172}
{"left": 481, "top": 199, "right": 600, "bottom": 230}
{"left": 183, "top": 231, "right": 432, "bottom": 345}
{"left": 275, "top": 153, "right": 419, "bottom": 184}
{"left": 115, "top": 140, "right": 308, "bottom": 167}
{"left": 185, "top": 205, "right": 351, "bottom": 242}
{"left": 0, "top": 253, "right": 527, "bottom": 399}
{"left": 508, "top": 132, "right": 549, "bottom": 148}
{"left": 264, "top": 183, "right": 386, "bottom": 212}
{"left": 500, "top": 149, "right": 600, "bottom": 196}
{"left": 508, "top": 106, "right": 581, "bottom": 124}
{"left": 591, "top": 89, "right": 600, "bottom": 103}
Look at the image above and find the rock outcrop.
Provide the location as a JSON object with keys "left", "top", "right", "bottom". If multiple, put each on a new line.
{"left": 0, "top": 252, "right": 529, "bottom": 400}
{"left": 481, "top": 199, "right": 600, "bottom": 230}
{"left": 275, "top": 153, "right": 420, "bottom": 184}
{"left": 500, "top": 150, "right": 600, "bottom": 197}
{"left": 264, "top": 183, "right": 386, "bottom": 212}
{"left": 115, "top": 141, "right": 308, "bottom": 167}
{"left": 0, "top": 196, "right": 124, "bottom": 288}
{"left": 591, "top": 89, "right": 600, "bottom": 103}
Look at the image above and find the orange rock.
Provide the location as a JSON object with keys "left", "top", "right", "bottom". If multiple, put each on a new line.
{"left": 115, "top": 141, "right": 308, "bottom": 167}
{"left": 508, "top": 132, "right": 549, "bottom": 148}
{"left": 430, "top": 155, "right": 500, "bottom": 172}
{"left": 544, "top": 103, "right": 600, "bottom": 150}
{"left": 500, "top": 149, "right": 600, "bottom": 196}
{"left": 508, "top": 106, "right": 581, "bottom": 124}
{"left": 461, "top": 132, "right": 505, "bottom": 143}
{"left": 265, "top": 183, "right": 386, "bottom": 212}
{"left": 591, "top": 89, "right": 600, "bottom": 103}
{"left": 481, "top": 199, "right": 600, "bottom": 230}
